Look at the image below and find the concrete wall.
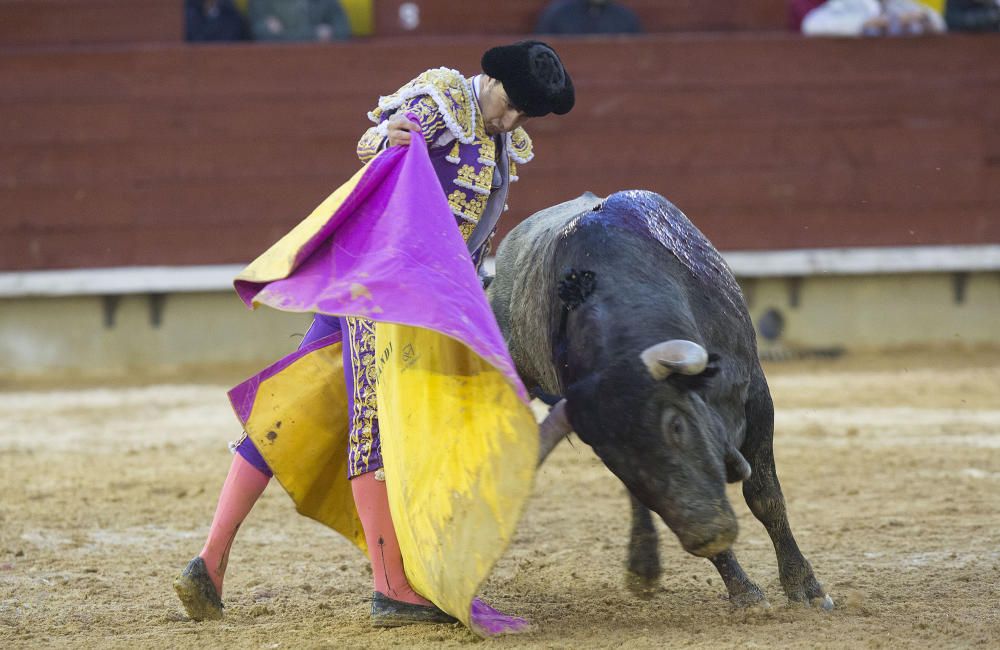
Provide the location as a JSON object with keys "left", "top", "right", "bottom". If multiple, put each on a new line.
{"left": 0, "top": 292, "right": 312, "bottom": 382}
{"left": 2, "top": 272, "right": 997, "bottom": 382}
{"left": 743, "top": 272, "right": 1000, "bottom": 356}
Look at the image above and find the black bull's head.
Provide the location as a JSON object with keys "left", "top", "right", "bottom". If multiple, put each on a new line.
{"left": 558, "top": 339, "right": 752, "bottom": 558}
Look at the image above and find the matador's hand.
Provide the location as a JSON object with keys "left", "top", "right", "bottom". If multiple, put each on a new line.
{"left": 386, "top": 113, "right": 421, "bottom": 147}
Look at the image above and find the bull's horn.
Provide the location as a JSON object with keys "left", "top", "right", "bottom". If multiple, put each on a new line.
{"left": 640, "top": 340, "right": 708, "bottom": 380}
{"left": 725, "top": 447, "right": 752, "bottom": 483}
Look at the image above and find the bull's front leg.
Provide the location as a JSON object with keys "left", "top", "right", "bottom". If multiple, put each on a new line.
{"left": 708, "top": 550, "right": 768, "bottom": 607}
{"left": 742, "top": 376, "right": 834, "bottom": 610}
{"left": 625, "top": 495, "right": 661, "bottom": 598}
{"left": 536, "top": 399, "right": 571, "bottom": 466}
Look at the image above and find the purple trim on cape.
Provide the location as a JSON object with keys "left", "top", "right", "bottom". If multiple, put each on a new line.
{"left": 229, "top": 312, "right": 343, "bottom": 470}
{"left": 470, "top": 598, "right": 530, "bottom": 636}
{"left": 227, "top": 329, "right": 343, "bottom": 425}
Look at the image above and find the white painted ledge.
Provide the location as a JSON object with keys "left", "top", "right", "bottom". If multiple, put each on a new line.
{"left": 1, "top": 245, "right": 998, "bottom": 298}
{"left": 721, "top": 245, "right": 1000, "bottom": 278}
{"left": 0, "top": 264, "right": 246, "bottom": 298}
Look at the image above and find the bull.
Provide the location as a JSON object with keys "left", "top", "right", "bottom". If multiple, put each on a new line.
{"left": 487, "top": 190, "right": 832, "bottom": 608}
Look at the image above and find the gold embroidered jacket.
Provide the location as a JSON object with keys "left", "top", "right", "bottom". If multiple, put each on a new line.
{"left": 357, "top": 67, "right": 533, "bottom": 242}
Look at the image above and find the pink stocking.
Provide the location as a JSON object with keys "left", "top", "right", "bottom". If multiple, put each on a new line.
{"left": 198, "top": 453, "right": 270, "bottom": 596}
{"left": 351, "top": 470, "right": 432, "bottom": 606}
{"left": 352, "top": 471, "right": 531, "bottom": 633}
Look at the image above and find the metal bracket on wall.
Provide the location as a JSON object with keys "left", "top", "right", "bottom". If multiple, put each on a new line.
{"left": 786, "top": 276, "right": 803, "bottom": 308}
{"left": 101, "top": 295, "right": 121, "bottom": 329}
{"left": 951, "top": 272, "right": 969, "bottom": 305}
{"left": 148, "top": 293, "right": 167, "bottom": 328}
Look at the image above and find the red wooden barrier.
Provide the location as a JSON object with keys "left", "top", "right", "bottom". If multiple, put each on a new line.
{"left": 0, "top": 0, "right": 182, "bottom": 47}
{"left": 2, "top": 34, "right": 998, "bottom": 271}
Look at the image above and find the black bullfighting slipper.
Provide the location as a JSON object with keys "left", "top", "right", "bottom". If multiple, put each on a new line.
{"left": 173, "top": 556, "right": 224, "bottom": 621}
{"left": 370, "top": 591, "right": 458, "bottom": 627}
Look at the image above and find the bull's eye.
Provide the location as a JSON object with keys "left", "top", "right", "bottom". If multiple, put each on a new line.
{"left": 668, "top": 417, "right": 684, "bottom": 442}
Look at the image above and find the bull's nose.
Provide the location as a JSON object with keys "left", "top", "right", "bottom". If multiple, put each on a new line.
{"left": 676, "top": 510, "right": 739, "bottom": 558}
{"left": 685, "top": 526, "right": 737, "bottom": 558}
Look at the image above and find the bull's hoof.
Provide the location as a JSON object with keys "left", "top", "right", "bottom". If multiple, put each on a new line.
{"left": 731, "top": 593, "right": 770, "bottom": 609}
{"left": 624, "top": 570, "right": 660, "bottom": 599}
{"left": 625, "top": 541, "right": 661, "bottom": 600}
{"left": 813, "top": 594, "right": 835, "bottom": 611}
{"left": 728, "top": 584, "right": 769, "bottom": 609}
{"left": 783, "top": 574, "right": 831, "bottom": 610}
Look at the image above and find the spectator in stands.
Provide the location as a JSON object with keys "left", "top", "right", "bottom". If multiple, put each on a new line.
{"left": 945, "top": 0, "right": 1000, "bottom": 30}
{"left": 873, "top": 0, "right": 947, "bottom": 33}
{"left": 789, "top": 0, "right": 827, "bottom": 30}
{"left": 185, "top": 0, "right": 250, "bottom": 42}
{"left": 536, "top": 0, "right": 641, "bottom": 35}
{"left": 801, "top": 0, "right": 945, "bottom": 35}
{"left": 248, "top": 0, "right": 352, "bottom": 42}
{"left": 801, "top": 0, "right": 879, "bottom": 35}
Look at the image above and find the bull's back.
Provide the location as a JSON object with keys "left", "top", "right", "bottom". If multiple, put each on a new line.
{"left": 491, "top": 190, "right": 756, "bottom": 391}
{"left": 594, "top": 191, "right": 749, "bottom": 325}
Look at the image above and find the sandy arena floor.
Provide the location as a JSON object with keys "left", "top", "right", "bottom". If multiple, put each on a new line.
{"left": 1, "top": 350, "right": 999, "bottom": 649}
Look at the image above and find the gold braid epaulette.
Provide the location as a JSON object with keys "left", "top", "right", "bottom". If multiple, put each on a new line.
{"left": 365, "top": 68, "right": 536, "bottom": 234}
{"left": 507, "top": 127, "right": 533, "bottom": 166}
{"left": 367, "top": 67, "right": 478, "bottom": 145}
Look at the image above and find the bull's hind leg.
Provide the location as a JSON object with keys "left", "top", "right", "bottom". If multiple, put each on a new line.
{"left": 625, "top": 494, "right": 661, "bottom": 597}
{"left": 742, "top": 371, "right": 833, "bottom": 609}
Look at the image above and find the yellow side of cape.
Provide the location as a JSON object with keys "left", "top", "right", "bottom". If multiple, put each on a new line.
{"left": 239, "top": 320, "right": 539, "bottom": 628}
{"left": 375, "top": 323, "right": 538, "bottom": 627}
{"left": 242, "top": 340, "right": 367, "bottom": 552}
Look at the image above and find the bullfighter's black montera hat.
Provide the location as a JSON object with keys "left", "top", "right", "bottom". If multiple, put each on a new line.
{"left": 481, "top": 40, "right": 575, "bottom": 117}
